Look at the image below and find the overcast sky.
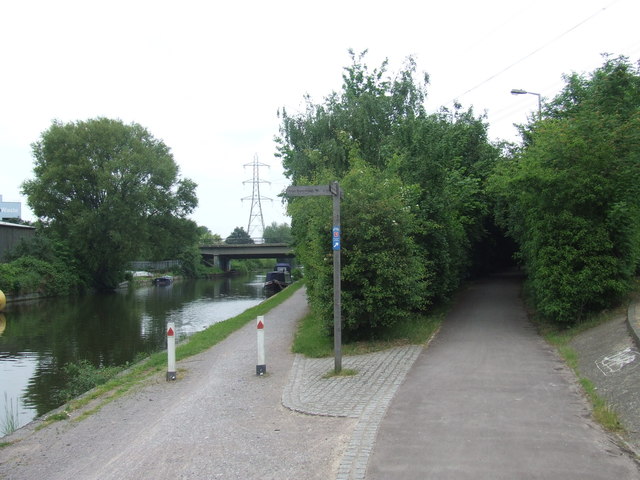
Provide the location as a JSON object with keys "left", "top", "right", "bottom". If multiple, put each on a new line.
{"left": 1, "top": 0, "right": 638, "bottom": 238}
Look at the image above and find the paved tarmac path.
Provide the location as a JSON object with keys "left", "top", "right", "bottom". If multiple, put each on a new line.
{"left": 366, "top": 271, "right": 640, "bottom": 479}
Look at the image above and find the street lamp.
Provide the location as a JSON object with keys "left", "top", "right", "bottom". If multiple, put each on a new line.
{"left": 511, "top": 88, "right": 541, "bottom": 120}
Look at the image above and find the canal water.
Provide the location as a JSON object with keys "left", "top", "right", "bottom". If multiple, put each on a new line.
{"left": 0, "top": 273, "right": 267, "bottom": 435}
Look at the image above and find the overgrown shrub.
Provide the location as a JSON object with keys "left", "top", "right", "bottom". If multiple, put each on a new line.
{"left": 54, "top": 360, "right": 121, "bottom": 404}
{"left": 0, "top": 256, "right": 81, "bottom": 296}
{"left": 490, "top": 56, "right": 640, "bottom": 324}
{"left": 1, "top": 233, "right": 84, "bottom": 296}
{"left": 279, "top": 52, "right": 499, "bottom": 338}
{"left": 289, "top": 162, "right": 429, "bottom": 339}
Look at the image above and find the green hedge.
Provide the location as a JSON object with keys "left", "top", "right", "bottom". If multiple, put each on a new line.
{"left": 0, "top": 256, "right": 82, "bottom": 296}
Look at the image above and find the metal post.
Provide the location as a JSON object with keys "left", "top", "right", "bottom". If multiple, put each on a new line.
{"left": 332, "top": 181, "right": 342, "bottom": 373}
{"left": 536, "top": 93, "right": 542, "bottom": 121}
{"left": 510, "top": 88, "right": 542, "bottom": 121}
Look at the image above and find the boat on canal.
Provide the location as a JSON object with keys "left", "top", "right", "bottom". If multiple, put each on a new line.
{"left": 152, "top": 275, "right": 174, "bottom": 286}
{"left": 264, "top": 263, "right": 291, "bottom": 294}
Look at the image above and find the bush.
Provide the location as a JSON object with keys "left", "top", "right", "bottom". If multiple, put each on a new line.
{"left": 489, "top": 57, "right": 640, "bottom": 324}
{"left": 54, "top": 360, "right": 122, "bottom": 404}
{"left": 0, "top": 256, "right": 82, "bottom": 296}
{"left": 290, "top": 162, "right": 429, "bottom": 339}
{"left": 524, "top": 213, "right": 631, "bottom": 322}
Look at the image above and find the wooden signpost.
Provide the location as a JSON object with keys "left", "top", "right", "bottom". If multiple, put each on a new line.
{"left": 286, "top": 182, "right": 343, "bottom": 373}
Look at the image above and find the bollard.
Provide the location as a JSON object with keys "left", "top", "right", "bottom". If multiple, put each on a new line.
{"left": 256, "top": 315, "right": 266, "bottom": 375}
{"left": 167, "top": 322, "right": 176, "bottom": 381}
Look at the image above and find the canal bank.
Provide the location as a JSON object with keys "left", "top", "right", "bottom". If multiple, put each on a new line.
{"left": 3, "top": 273, "right": 182, "bottom": 304}
{"left": 0, "top": 286, "right": 361, "bottom": 480}
{"left": 0, "top": 273, "right": 268, "bottom": 433}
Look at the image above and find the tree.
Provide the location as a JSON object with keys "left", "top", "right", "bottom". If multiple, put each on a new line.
{"left": 1, "top": 230, "right": 83, "bottom": 296}
{"left": 225, "top": 227, "right": 254, "bottom": 244}
{"left": 390, "top": 106, "right": 499, "bottom": 299}
{"left": 197, "top": 226, "right": 223, "bottom": 245}
{"left": 141, "top": 215, "right": 199, "bottom": 261}
{"left": 490, "top": 56, "right": 640, "bottom": 323}
{"left": 22, "top": 118, "right": 198, "bottom": 290}
{"left": 276, "top": 49, "right": 428, "bottom": 182}
{"left": 263, "top": 222, "right": 292, "bottom": 244}
{"left": 289, "top": 160, "right": 428, "bottom": 338}
{"left": 279, "top": 51, "right": 498, "bottom": 337}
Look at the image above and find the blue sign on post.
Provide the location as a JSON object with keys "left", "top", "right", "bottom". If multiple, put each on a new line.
{"left": 332, "top": 226, "right": 341, "bottom": 251}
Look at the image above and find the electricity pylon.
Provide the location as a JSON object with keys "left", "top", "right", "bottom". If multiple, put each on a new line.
{"left": 242, "top": 154, "right": 271, "bottom": 241}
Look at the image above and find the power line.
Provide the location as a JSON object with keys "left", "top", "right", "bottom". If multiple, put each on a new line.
{"left": 445, "top": 0, "right": 621, "bottom": 106}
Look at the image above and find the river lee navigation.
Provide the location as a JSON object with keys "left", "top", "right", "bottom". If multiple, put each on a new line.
{"left": 0, "top": 274, "right": 267, "bottom": 434}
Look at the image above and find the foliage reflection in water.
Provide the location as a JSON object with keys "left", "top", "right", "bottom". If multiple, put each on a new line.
{"left": 0, "top": 274, "right": 266, "bottom": 434}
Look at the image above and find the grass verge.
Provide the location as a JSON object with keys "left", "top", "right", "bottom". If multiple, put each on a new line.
{"left": 29, "top": 281, "right": 305, "bottom": 432}
{"left": 539, "top": 310, "right": 625, "bottom": 434}
{"left": 292, "top": 307, "right": 444, "bottom": 358}
{"left": 322, "top": 368, "right": 358, "bottom": 379}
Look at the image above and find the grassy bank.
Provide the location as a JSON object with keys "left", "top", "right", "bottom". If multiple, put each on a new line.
{"left": 538, "top": 309, "right": 625, "bottom": 434}
{"left": 292, "top": 307, "right": 444, "bottom": 358}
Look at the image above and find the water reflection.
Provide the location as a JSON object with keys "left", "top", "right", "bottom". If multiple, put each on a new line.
{"left": 0, "top": 274, "right": 266, "bottom": 432}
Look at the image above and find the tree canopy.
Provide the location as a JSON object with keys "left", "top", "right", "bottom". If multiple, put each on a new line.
{"left": 284, "top": 52, "right": 639, "bottom": 330}
{"left": 263, "top": 222, "right": 292, "bottom": 244}
{"left": 225, "top": 227, "right": 254, "bottom": 244}
{"left": 22, "top": 117, "right": 198, "bottom": 290}
{"left": 197, "top": 226, "right": 223, "bottom": 245}
{"left": 490, "top": 56, "right": 640, "bottom": 323}
{"left": 280, "top": 51, "right": 500, "bottom": 338}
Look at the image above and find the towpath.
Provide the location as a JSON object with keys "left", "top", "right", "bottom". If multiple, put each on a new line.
{"left": 1, "top": 275, "right": 639, "bottom": 479}
{"left": 0, "top": 288, "right": 356, "bottom": 479}
{"left": 366, "top": 271, "right": 639, "bottom": 479}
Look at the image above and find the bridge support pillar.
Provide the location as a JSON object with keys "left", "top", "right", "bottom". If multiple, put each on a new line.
{"left": 213, "top": 255, "right": 231, "bottom": 272}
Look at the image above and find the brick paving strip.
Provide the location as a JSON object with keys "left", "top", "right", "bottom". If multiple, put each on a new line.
{"left": 283, "top": 345, "right": 423, "bottom": 480}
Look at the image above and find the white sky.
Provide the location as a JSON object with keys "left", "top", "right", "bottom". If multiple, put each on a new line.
{"left": 1, "top": 0, "right": 639, "bottom": 238}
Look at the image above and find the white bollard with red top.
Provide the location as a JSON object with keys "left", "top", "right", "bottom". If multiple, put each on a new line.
{"left": 167, "top": 322, "right": 177, "bottom": 381}
{"left": 256, "top": 315, "right": 266, "bottom": 375}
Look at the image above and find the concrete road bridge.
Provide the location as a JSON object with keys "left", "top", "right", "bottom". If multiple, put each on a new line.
{"left": 199, "top": 243, "right": 294, "bottom": 271}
